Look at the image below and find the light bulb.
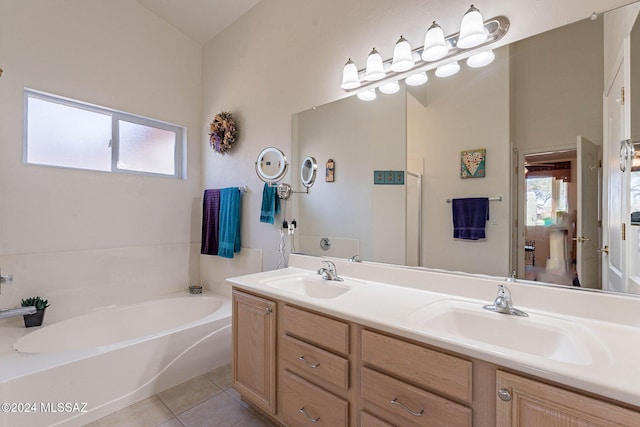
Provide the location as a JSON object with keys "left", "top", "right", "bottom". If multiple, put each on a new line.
{"left": 467, "top": 50, "right": 495, "bottom": 68}
{"left": 379, "top": 81, "right": 400, "bottom": 94}
{"left": 405, "top": 72, "right": 428, "bottom": 86}
{"left": 435, "top": 61, "right": 460, "bottom": 78}
{"left": 391, "top": 36, "right": 414, "bottom": 72}
{"left": 365, "top": 48, "right": 385, "bottom": 81}
{"left": 357, "top": 88, "right": 377, "bottom": 101}
{"left": 458, "top": 5, "right": 488, "bottom": 49}
{"left": 422, "top": 21, "right": 449, "bottom": 62}
{"left": 340, "top": 58, "right": 360, "bottom": 90}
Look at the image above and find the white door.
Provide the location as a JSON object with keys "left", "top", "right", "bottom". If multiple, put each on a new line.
{"left": 603, "top": 61, "right": 626, "bottom": 293}
{"left": 576, "top": 136, "right": 600, "bottom": 288}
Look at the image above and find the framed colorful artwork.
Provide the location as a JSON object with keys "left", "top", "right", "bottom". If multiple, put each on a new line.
{"left": 461, "top": 148, "right": 486, "bottom": 179}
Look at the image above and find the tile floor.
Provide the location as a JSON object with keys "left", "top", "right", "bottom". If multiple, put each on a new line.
{"left": 85, "top": 364, "right": 278, "bottom": 427}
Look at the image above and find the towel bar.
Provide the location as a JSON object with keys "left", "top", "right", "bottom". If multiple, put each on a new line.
{"left": 446, "top": 196, "right": 502, "bottom": 203}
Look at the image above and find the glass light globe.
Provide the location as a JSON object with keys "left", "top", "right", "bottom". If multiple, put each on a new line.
{"left": 467, "top": 50, "right": 495, "bottom": 68}
{"left": 422, "top": 22, "right": 449, "bottom": 62}
{"left": 391, "top": 36, "right": 414, "bottom": 72}
{"left": 405, "top": 72, "right": 428, "bottom": 86}
{"left": 379, "top": 81, "right": 400, "bottom": 94}
{"left": 435, "top": 61, "right": 460, "bottom": 78}
{"left": 357, "top": 88, "right": 377, "bottom": 101}
{"left": 365, "top": 48, "right": 385, "bottom": 81}
{"left": 340, "top": 58, "right": 360, "bottom": 90}
{"left": 457, "top": 5, "right": 488, "bottom": 49}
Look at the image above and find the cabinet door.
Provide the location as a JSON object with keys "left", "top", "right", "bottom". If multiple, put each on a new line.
{"left": 496, "top": 371, "right": 640, "bottom": 426}
{"left": 232, "top": 290, "right": 276, "bottom": 414}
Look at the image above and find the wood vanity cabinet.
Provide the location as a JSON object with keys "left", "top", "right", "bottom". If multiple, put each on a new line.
{"left": 231, "top": 288, "right": 640, "bottom": 427}
{"left": 496, "top": 370, "right": 640, "bottom": 427}
{"left": 232, "top": 290, "right": 277, "bottom": 415}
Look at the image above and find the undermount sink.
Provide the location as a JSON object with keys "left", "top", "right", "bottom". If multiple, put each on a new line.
{"left": 407, "top": 299, "right": 610, "bottom": 366}
{"left": 260, "top": 274, "right": 354, "bottom": 299}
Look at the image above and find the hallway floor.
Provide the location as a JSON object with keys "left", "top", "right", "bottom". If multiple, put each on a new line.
{"left": 85, "top": 364, "right": 277, "bottom": 427}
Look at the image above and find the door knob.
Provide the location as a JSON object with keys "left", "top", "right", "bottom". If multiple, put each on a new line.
{"left": 597, "top": 246, "right": 609, "bottom": 255}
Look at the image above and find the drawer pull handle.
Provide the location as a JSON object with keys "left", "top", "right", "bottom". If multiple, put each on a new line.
{"left": 298, "top": 407, "right": 320, "bottom": 423}
{"left": 298, "top": 355, "right": 320, "bottom": 368}
{"left": 390, "top": 398, "right": 424, "bottom": 417}
{"left": 498, "top": 388, "right": 512, "bottom": 402}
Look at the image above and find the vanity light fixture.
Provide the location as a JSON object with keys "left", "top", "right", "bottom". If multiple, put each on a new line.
{"left": 435, "top": 61, "right": 460, "bottom": 78}
{"left": 457, "top": 5, "right": 488, "bottom": 48}
{"left": 391, "top": 36, "right": 415, "bottom": 72}
{"left": 364, "top": 48, "right": 386, "bottom": 81}
{"left": 340, "top": 5, "right": 509, "bottom": 100}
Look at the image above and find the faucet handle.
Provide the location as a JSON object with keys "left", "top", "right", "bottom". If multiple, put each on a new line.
{"left": 322, "top": 260, "right": 337, "bottom": 273}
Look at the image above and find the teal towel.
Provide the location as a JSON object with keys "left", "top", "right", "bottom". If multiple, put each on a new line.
{"left": 260, "top": 183, "right": 280, "bottom": 224}
{"left": 218, "top": 187, "right": 241, "bottom": 258}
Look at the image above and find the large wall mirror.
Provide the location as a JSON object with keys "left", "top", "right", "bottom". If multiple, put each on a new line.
{"left": 291, "top": 1, "right": 640, "bottom": 296}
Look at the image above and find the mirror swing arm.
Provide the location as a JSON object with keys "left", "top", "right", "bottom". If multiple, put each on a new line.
{"left": 255, "top": 148, "right": 318, "bottom": 200}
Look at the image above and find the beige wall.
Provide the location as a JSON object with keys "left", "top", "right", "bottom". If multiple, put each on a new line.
{"left": 0, "top": 0, "right": 203, "bottom": 317}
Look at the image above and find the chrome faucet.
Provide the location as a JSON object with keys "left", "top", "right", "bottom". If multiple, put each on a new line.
{"left": 317, "top": 261, "right": 343, "bottom": 282}
{"left": 348, "top": 254, "right": 362, "bottom": 263}
{"left": 483, "top": 284, "right": 528, "bottom": 317}
{"left": 0, "top": 306, "right": 37, "bottom": 320}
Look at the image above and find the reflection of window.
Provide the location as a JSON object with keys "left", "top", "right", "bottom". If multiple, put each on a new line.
{"left": 526, "top": 177, "right": 569, "bottom": 226}
{"left": 25, "top": 89, "right": 184, "bottom": 178}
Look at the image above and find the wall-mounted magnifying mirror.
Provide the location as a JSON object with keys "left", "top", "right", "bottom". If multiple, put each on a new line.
{"left": 256, "top": 147, "right": 288, "bottom": 183}
{"left": 300, "top": 156, "right": 318, "bottom": 189}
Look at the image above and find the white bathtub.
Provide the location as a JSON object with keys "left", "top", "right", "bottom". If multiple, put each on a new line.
{"left": 0, "top": 293, "right": 232, "bottom": 427}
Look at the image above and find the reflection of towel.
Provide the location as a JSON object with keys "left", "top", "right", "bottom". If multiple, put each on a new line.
{"left": 452, "top": 197, "right": 490, "bottom": 240}
{"left": 260, "top": 182, "right": 280, "bottom": 224}
{"left": 201, "top": 189, "right": 221, "bottom": 255}
{"left": 218, "top": 187, "right": 242, "bottom": 258}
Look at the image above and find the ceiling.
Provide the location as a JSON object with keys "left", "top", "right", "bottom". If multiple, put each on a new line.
{"left": 137, "top": 0, "right": 261, "bottom": 45}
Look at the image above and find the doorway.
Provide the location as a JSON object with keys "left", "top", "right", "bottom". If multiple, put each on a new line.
{"left": 522, "top": 150, "right": 578, "bottom": 286}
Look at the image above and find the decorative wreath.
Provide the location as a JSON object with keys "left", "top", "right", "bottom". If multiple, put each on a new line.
{"left": 209, "top": 111, "right": 238, "bottom": 154}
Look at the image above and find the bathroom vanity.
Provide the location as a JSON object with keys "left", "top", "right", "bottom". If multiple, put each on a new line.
{"left": 228, "top": 255, "right": 640, "bottom": 426}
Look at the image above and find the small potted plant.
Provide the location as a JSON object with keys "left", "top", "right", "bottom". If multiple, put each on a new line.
{"left": 21, "top": 296, "right": 49, "bottom": 328}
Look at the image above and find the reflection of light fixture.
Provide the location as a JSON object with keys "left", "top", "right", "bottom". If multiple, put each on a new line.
{"left": 391, "top": 36, "right": 414, "bottom": 72}
{"left": 405, "top": 72, "right": 428, "bottom": 86}
{"left": 467, "top": 49, "right": 495, "bottom": 68}
{"left": 341, "top": 58, "right": 360, "bottom": 90}
{"left": 379, "top": 81, "right": 400, "bottom": 94}
{"left": 422, "top": 22, "right": 449, "bottom": 61}
{"left": 365, "top": 48, "right": 385, "bottom": 81}
{"left": 435, "top": 61, "right": 460, "bottom": 77}
{"left": 357, "top": 88, "right": 377, "bottom": 101}
{"left": 341, "top": 7, "right": 508, "bottom": 100}
{"left": 458, "top": 5, "right": 488, "bottom": 48}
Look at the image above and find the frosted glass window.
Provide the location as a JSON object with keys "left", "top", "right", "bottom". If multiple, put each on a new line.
{"left": 25, "top": 89, "right": 184, "bottom": 178}
{"left": 118, "top": 120, "right": 176, "bottom": 175}
{"left": 26, "top": 97, "right": 112, "bottom": 171}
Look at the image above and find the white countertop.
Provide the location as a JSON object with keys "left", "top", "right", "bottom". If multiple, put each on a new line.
{"left": 227, "top": 254, "right": 640, "bottom": 408}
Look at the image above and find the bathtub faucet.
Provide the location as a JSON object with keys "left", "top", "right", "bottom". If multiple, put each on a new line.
{"left": 0, "top": 306, "right": 37, "bottom": 320}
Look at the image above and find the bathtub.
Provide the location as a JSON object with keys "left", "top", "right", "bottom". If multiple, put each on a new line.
{"left": 0, "top": 293, "right": 232, "bottom": 427}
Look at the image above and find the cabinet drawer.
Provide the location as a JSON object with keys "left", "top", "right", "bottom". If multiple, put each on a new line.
{"left": 282, "top": 335, "right": 349, "bottom": 390}
{"left": 361, "top": 367, "right": 471, "bottom": 427}
{"left": 362, "top": 329, "right": 472, "bottom": 404}
{"left": 283, "top": 305, "right": 349, "bottom": 354}
{"left": 281, "top": 370, "right": 349, "bottom": 427}
{"left": 361, "top": 411, "right": 395, "bottom": 427}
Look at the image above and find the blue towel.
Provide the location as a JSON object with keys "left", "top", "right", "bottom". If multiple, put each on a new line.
{"left": 218, "top": 187, "right": 242, "bottom": 258}
{"left": 259, "top": 182, "right": 280, "bottom": 224}
{"left": 201, "top": 189, "right": 221, "bottom": 255}
{"left": 452, "top": 197, "right": 490, "bottom": 240}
